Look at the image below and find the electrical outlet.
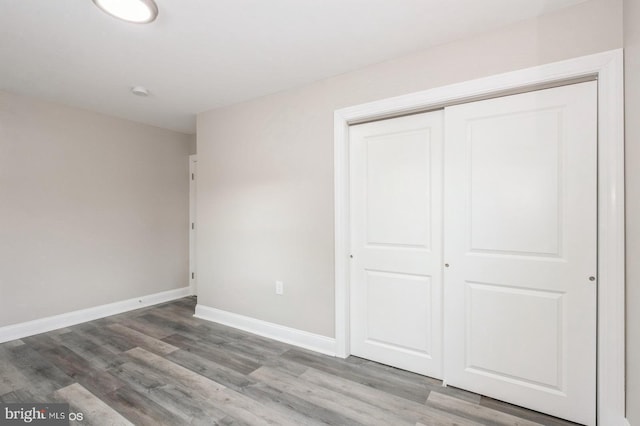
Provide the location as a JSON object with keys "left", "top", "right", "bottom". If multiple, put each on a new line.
{"left": 275, "top": 281, "right": 284, "bottom": 295}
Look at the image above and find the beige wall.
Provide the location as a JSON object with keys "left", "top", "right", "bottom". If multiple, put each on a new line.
{"left": 625, "top": 0, "right": 640, "bottom": 422}
{"left": 196, "top": 0, "right": 623, "bottom": 338}
{"left": 0, "top": 91, "right": 191, "bottom": 326}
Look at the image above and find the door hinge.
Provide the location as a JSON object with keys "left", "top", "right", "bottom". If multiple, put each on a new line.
{"left": 191, "top": 222, "right": 195, "bottom": 230}
{"left": 191, "top": 272, "right": 195, "bottom": 279}
{"left": 191, "top": 173, "right": 195, "bottom": 181}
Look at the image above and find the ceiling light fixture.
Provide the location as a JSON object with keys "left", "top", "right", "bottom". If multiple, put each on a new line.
{"left": 92, "top": 0, "right": 158, "bottom": 24}
{"left": 131, "top": 86, "right": 150, "bottom": 96}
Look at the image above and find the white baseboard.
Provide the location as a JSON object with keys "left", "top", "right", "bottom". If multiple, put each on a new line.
{"left": 0, "top": 286, "right": 191, "bottom": 344}
{"left": 194, "top": 304, "right": 337, "bottom": 356}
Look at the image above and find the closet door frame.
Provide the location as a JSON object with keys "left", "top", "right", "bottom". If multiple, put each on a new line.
{"left": 333, "top": 49, "right": 624, "bottom": 426}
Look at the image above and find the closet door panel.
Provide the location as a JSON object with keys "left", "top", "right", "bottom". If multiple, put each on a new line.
{"left": 443, "top": 81, "right": 597, "bottom": 426}
{"left": 349, "top": 111, "right": 443, "bottom": 378}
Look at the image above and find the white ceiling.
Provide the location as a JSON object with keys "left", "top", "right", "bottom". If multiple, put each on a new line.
{"left": 0, "top": 0, "right": 586, "bottom": 134}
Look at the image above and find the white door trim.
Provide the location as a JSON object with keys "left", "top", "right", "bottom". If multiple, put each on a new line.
{"left": 333, "top": 49, "right": 625, "bottom": 425}
{"left": 189, "top": 154, "right": 197, "bottom": 296}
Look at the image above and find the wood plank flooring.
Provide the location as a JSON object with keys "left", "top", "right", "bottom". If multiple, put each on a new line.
{"left": 0, "top": 297, "right": 581, "bottom": 425}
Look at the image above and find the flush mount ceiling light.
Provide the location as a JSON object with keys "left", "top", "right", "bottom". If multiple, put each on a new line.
{"left": 92, "top": 0, "right": 158, "bottom": 24}
{"left": 131, "top": 86, "right": 150, "bottom": 96}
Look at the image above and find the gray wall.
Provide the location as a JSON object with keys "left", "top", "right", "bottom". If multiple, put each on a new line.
{"left": 625, "top": 0, "right": 639, "bottom": 422}
{"left": 196, "top": 0, "right": 623, "bottom": 338}
{"left": 0, "top": 91, "right": 192, "bottom": 326}
{"left": 188, "top": 134, "right": 197, "bottom": 155}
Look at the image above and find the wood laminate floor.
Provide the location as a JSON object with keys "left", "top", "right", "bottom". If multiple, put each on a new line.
{"left": 0, "top": 297, "right": 581, "bottom": 425}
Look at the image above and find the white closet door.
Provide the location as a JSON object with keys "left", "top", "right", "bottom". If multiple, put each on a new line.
{"left": 350, "top": 111, "right": 443, "bottom": 377}
{"left": 443, "top": 82, "right": 597, "bottom": 426}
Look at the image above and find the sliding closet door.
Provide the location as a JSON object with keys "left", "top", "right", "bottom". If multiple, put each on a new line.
{"left": 349, "top": 111, "right": 443, "bottom": 378}
{"left": 443, "top": 82, "right": 597, "bottom": 426}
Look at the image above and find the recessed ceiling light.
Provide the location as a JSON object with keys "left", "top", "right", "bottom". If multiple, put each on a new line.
{"left": 131, "top": 86, "right": 150, "bottom": 97}
{"left": 92, "top": 0, "right": 158, "bottom": 24}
